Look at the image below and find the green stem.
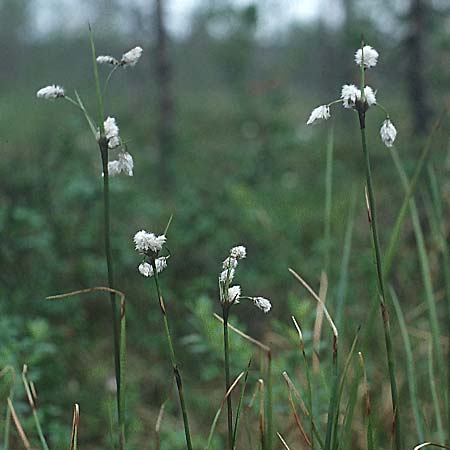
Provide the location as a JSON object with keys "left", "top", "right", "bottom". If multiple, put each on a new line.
{"left": 89, "top": 25, "right": 105, "bottom": 134}
{"left": 324, "top": 123, "right": 334, "bottom": 273}
{"left": 223, "top": 306, "right": 234, "bottom": 450}
{"left": 265, "top": 352, "right": 273, "bottom": 450}
{"left": 358, "top": 115, "right": 402, "bottom": 450}
{"left": 89, "top": 27, "right": 122, "bottom": 441}
{"left": 152, "top": 262, "right": 193, "bottom": 450}
{"left": 99, "top": 140, "right": 121, "bottom": 433}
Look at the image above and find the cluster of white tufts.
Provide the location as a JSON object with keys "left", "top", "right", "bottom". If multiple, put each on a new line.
{"left": 219, "top": 245, "right": 272, "bottom": 313}
{"left": 103, "top": 116, "right": 121, "bottom": 149}
{"left": 134, "top": 230, "right": 168, "bottom": 278}
{"left": 36, "top": 85, "right": 65, "bottom": 99}
{"left": 97, "top": 46, "right": 143, "bottom": 68}
{"left": 306, "top": 43, "right": 397, "bottom": 148}
{"left": 138, "top": 257, "right": 168, "bottom": 278}
{"left": 341, "top": 85, "right": 377, "bottom": 109}
{"left": 108, "top": 151, "right": 134, "bottom": 177}
{"left": 220, "top": 245, "right": 247, "bottom": 284}
{"left": 101, "top": 117, "right": 134, "bottom": 176}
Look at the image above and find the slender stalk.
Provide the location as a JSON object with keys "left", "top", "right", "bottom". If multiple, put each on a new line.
{"left": 266, "top": 351, "right": 273, "bottom": 450}
{"left": 119, "top": 297, "right": 127, "bottom": 449}
{"left": 152, "top": 262, "right": 193, "bottom": 450}
{"left": 428, "top": 341, "right": 445, "bottom": 443}
{"left": 324, "top": 123, "right": 334, "bottom": 273}
{"left": 89, "top": 25, "right": 105, "bottom": 134}
{"left": 358, "top": 113, "right": 402, "bottom": 450}
{"left": 222, "top": 305, "right": 234, "bottom": 450}
{"left": 99, "top": 140, "right": 121, "bottom": 420}
{"left": 89, "top": 27, "right": 122, "bottom": 433}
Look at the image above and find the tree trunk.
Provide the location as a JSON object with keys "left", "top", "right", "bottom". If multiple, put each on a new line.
{"left": 406, "top": 0, "right": 430, "bottom": 135}
{"left": 154, "top": 0, "right": 174, "bottom": 186}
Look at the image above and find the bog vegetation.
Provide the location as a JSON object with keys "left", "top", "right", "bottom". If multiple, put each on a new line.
{"left": 1, "top": 2, "right": 450, "bottom": 450}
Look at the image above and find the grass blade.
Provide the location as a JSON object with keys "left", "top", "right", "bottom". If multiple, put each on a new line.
{"left": 232, "top": 359, "right": 252, "bottom": 449}
{"left": 389, "top": 285, "right": 425, "bottom": 441}
{"left": 292, "top": 316, "right": 314, "bottom": 450}
{"left": 390, "top": 146, "right": 445, "bottom": 384}
{"left": 205, "top": 372, "right": 245, "bottom": 450}
{"left": 358, "top": 353, "right": 374, "bottom": 450}
{"left": 22, "top": 365, "right": 50, "bottom": 450}
{"left": 69, "top": 404, "right": 80, "bottom": 450}
{"left": 7, "top": 398, "right": 33, "bottom": 450}
{"left": 428, "top": 340, "right": 445, "bottom": 443}
{"left": 277, "top": 432, "right": 293, "bottom": 450}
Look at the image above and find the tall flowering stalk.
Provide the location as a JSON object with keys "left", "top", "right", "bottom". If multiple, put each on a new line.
{"left": 133, "top": 228, "right": 193, "bottom": 450}
{"left": 219, "top": 245, "right": 272, "bottom": 450}
{"left": 306, "top": 43, "right": 402, "bottom": 450}
{"left": 36, "top": 27, "right": 143, "bottom": 449}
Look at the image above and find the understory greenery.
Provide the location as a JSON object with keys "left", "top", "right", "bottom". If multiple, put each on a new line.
{"left": 2, "top": 18, "right": 450, "bottom": 450}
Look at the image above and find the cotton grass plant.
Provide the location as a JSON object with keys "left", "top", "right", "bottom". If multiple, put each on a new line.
{"left": 306, "top": 41, "right": 402, "bottom": 450}
{"left": 35, "top": 26, "right": 142, "bottom": 450}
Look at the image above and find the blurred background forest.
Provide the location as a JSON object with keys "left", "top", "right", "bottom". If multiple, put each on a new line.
{"left": 2, "top": 0, "right": 450, "bottom": 449}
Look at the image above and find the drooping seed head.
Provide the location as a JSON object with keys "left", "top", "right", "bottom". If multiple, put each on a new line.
{"left": 36, "top": 84, "right": 65, "bottom": 99}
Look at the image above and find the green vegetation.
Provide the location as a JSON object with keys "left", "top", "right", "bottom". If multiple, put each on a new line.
{"left": 2, "top": 1, "right": 450, "bottom": 450}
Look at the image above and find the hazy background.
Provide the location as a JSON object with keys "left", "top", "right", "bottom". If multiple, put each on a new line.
{"left": 1, "top": 0, "right": 450, "bottom": 449}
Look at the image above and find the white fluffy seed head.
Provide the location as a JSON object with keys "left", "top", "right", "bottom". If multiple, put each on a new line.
{"left": 104, "top": 117, "right": 119, "bottom": 140}
{"left": 36, "top": 85, "right": 65, "bottom": 99}
{"left": 121, "top": 46, "right": 143, "bottom": 67}
{"left": 252, "top": 297, "right": 272, "bottom": 313}
{"left": 355, "top": 45, "right": 379, "bottom": 68}
{"left": 341, "top": 84, "right": 360, "bottom": 109}
{"left": 307, "top": 105, "right": 331, "bottom": 125}
{"left": 380, "top": 119, "right": 397, "bottom": 148}
{"left": 363, "top": 86, "right": 377, "bottom": 106}
{"left": 227, "top": 285, "right": 241, "bottom": 303}
{"left": 133, "top": 230, "right": 166, "bottom": 253}
{"left": 230, "top": 245, "right": 246, "bottom": 260}
{"left": 107, "top": 152, "right": 134, "bottom": 177}
{"left": 97, "top": 55, "right": 119, "bottom": 65}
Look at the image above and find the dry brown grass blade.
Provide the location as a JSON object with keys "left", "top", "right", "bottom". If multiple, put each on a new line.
{"left": 47, "top": 286, "right": 125, "bottom": 302}
{"left": 258, "top": 379, "right": 265, "bottom": 449}
{"left": 285, "top": 382, "right": 312, "bottom": 446}
{"left": 213, "top": 313, "right": 271, "bottom": 354}
{"left": 22, "top": 365, "right": 36, "bottom": 411}
{"left": 289, "top": 268, "right": 338, "bottom": 356}
{"left": 282, "top": 371, "right": 312, "bottom": 447}
{"left": 277, "top": 432, "right": 293, "bottom": 450}
{"left": 7, "top": 398, "right": 33, "bottom": 450}
{"left": 69, "top": 403, "right": 80, "bottom": 450}
{"left": 282, "top": 372, "right": 309, "bottom": 417}
{"left": 155, "top": 400, "right": 167, "bottom": 450}
{"left": 313, "top": 271, "right": 328, "bottom": 372}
